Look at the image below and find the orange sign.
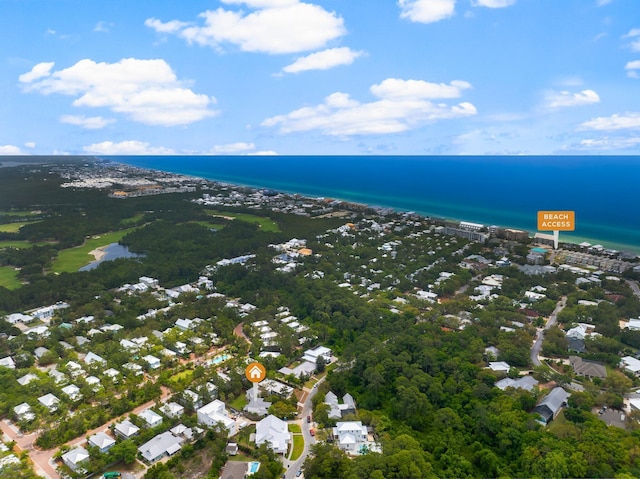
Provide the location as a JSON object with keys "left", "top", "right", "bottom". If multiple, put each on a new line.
{"left": 245, "top": 362, "right": 266, "bottom": 383}
{"left": 537, "top": 211, "right": 575, "bottom": 231}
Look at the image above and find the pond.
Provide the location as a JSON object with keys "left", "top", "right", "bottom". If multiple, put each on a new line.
{"left": 79, "top": 243, "right": 144, "bottom": 271}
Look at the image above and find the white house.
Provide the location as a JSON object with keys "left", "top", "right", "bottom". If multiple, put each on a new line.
{"left": 138, "top": 409, "right": 163, "bottom": 428}
{"left": 38, "top": 393, "right": 60, "bottom": 411}
{"left": 143, "top": 354, "right": 161, "bottom": 369}
{"left": 88, "top": 431, "right": 116, "bottom": 453}
{"left": 175, "top": 318, "right": 195, "bottom": 331}
{"left": 62, "top": 447, "right": 89, "bottom": 472}
{"left": 138, "top": 431, "right": 184, "bottom": 463}
{"left": 0, "top": 356, "right": 16, "bottom": 369}
{"left": 114, "top": 420, "right": 140, "bottom": 439}
{"left": 302, "top": 345, "right": 333, "bottom": 364}
{"left": 5, "top": 313, "right": 33, "bottom": 324}
{"left": 61, "top": 384, "right": 82, "bottom": 401}
{"left": 255, "top": 415, "right": 290, "bottom": 455}
{"left": 13, "top": 402, "right": 35, "bottom": 422}
{"left": 621, "top": 356, "right": 640, "bottom": 376}
{"left": 332, "top": 421, "right": 369, "bottom": 455}
{"left": 197, "top": 400, "right": 237, "bottom": 437}
{"left": 488, "top": 361, "right": 511, "bottom": 373}
{"left": 83, "top": 352, "right": 106, "bottom": 366}
{"left": 161, "top": 402, "right": 185, "bottom": 419}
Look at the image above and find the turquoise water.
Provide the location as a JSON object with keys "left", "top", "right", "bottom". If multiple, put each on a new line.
{"left": 248, "top": 462, "right": 260, "bottom": 473}
{"left": 210, "top": 354, "right": 230, "bottom": 365}
{"left": 110, "top": 156, "right": 640, "bottom": 254}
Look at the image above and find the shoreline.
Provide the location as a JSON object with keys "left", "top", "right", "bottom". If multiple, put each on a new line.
{"left": 108, "top": 158, "right": 640, "bottom": 256}
{"left": 88, "top": 246, "right": 107, "bottom": 262}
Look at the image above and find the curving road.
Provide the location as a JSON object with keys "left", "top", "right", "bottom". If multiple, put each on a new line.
{"left": 626, "top": 279, "right": 640, "bottom": 299}
{"left": 283, "top": 376, "right": 324, "bottom": 479}
{"left": 531, "top": 296, "right": 567, "bottom": 366}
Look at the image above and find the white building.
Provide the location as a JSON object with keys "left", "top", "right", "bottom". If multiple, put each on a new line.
{"left": 197, "top": 400, "right": 237, "bottom": 437}
{"left": 62, "top": 447, "right": 89, "bottom": 472}
{"left": 332, "top": 421, "right": 369, "bottom": 455}
{"left": 138, "top": 431, "right": 184, "bottom": 463}
{"left": 38, "top": 393, "right": 60, "bottom": 411}
{"left": 139, "top": 409, "right": 163, "bottom": 428}
{"left": 161, "top": 402, "right": 185, "bottom": 419}
{"left": 114, "top": 420, "right": 140, "bottom": 439}
{"left": 255, "top": 415, "right": 290, "bottom": 455}
{"left": 88, "top": 431, "right": 116, "bottom": 453}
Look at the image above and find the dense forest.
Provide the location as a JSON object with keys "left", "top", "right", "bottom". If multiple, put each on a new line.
{"left": 2, "top": 161, "right": 640, "bottom": 478}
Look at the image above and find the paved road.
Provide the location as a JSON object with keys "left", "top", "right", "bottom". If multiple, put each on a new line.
{"left": 626, "top": 279, "right": 640, "bottom": 299}
{"left": 283, "top": 377, "right": 324, "bottom": 479}
{"left": 530, "top": 296, "right": 567, "bottom": 366}
{"left": 1, "top": 386, "right": 171, "bottom": 479}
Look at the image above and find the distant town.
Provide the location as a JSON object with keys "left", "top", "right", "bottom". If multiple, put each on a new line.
{"left": 1, "top": 159, "right": 640, "bottom": 479}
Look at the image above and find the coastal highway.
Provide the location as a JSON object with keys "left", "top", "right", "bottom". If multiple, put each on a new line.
{"left": 531, "top": 296, "right": 567, "bottom": 367}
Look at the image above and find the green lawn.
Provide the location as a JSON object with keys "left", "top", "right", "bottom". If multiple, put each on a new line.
{"left": 0, "top": 210, "right": 42, "bottom": 217}
{"left": 51, "top": 228, "right": 138, "bottom": 273}
{"left": 229, "top": 394, "right": 249, "bottom": 411}
{"left": 0, "top": 240, "right": 52, "bottom": 249}
{"left": 0, "top": 266, "right": 21, "bottom": 290}
{"left": 120, "top": 213, "right": 146, "bottom": 225}
{"left": 206, "top": 210, "right": 280, "bottom": 232}
{"left": 290, "top": 434, "right": 304, "bottom": 461}
{"left": 0, "top": 220, "right": 41, "bottom": 233}
{"left": 191, "top": 221, "right": 227, "bottom": 230}
{"left": 288, "top": 423, "right": 301, "bottom": 433}
{"left": 169, "top": 369, "right": 193, "bottom": 383}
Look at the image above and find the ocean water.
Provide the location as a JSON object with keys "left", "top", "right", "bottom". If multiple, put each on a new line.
{"left": 111, "top": 156, "right": 640, "bottom": 254}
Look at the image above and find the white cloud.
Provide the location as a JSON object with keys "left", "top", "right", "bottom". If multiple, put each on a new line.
{"left": 144, "top": 18, "right": 191, "bottom": 34}
{"left": 20, "top": 58, "right": 217, "bottom": 126}
{"left": 18, "top": 62, "right": 55, "bottom": 83}
{"left": 24, "top": 142, "right": 36, "bottom": 149}
{"left": 262, "top": 77, "right": 476, "bottom": 136}
{"left": 61, "top": 115, "right": 116, "bottom": 129}
{"left": 211, "top": 142, "right": 256, "bottom": 153}
{"left": 282, "top": 47, "right": 363, "bottom": 74}
{"left": 472, "top": 0, "right": 516, "bottom": 7}
{"left": 94, "top": 21, "right": 113, "bottom": 33}
{"left": 398, "top": 0, "right": 456, "bottom": 24}
{"left": 626, "top": 60, "right": 640, "bottom": 78}
{"left": 544, "top": 89, "right": 600, "bottom": 108}
{"left": 574, "top": 137, "right": 640, "bottom": 150}
{"left": 623, "top": 28, "right": 640, "bottom": 52}
{"left": 579, "top": 112, "right": 640, "bottom": 130}
{"left": 83, "top": 141, "right": 175, "bottom": 155}
{"left": 147, "top": 1, "right": 345, "bottom": 54}
{"left": 0, "top": 145, "right": 23, "bottom": 155}
{"left": 370, "top": 78, "right": 471, "bottom": 100}
{"left": 248, "top": 150, "right": 279, "bottom": 155}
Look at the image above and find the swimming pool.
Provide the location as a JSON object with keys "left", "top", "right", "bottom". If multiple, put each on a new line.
{"left": 248, "top": 462, "right": 260, "bottom": 474}
{"left": 209, "top": 354, "right": 231, "bottom": 365}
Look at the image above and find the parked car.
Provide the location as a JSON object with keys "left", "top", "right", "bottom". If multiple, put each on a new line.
{"left": 307, "top": 415, "right": 311, "bottom": 423}
{"left": 310, "top": 429, "right": 315, "bottom": 436}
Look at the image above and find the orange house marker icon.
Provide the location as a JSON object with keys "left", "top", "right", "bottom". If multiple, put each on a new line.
{"left": 245, "top": 362, "right": 266, "bottom": 383}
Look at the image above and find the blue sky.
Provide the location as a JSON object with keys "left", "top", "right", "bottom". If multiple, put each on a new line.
{"left": 1, "top": 0, "right": 640, "bottom": 156}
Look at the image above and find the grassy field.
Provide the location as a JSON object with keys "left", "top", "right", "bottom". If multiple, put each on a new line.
{"left": 0, "top": 220, "right": 41, "bottom": 233}
{"left": 0, "top": 266, "right": 21, "bottom": 290}
{"left": 229, "top": 394, "right": 249, "bottom": 411}
{"left": 0, "top": 240, "right": 52, "bottom": 249}
{"left": 206, "top": 210, "right": 280, "bottom": 232}
{"left": 0, "top": 210, "right": 42, "bottom": 217}
{"left": 51, "top": 228, "right": 137, "bottom": 273}
{"left": 191, "top": 220, "right": 227, "bottom": 230}
{"left": 290, "top": 434, "right": 304, "bottom": 461}
{"left": 120, "top": 213, "right": 146, "bottom": 225}
{"left": 169, "top": 369, "right": 193, "bottom": 383}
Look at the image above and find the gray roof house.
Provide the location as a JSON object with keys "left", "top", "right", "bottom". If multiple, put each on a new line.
{"left": 533, "top": 387, "right": 570, "bottom": 424}
{"left": 62, "top": 447, "right": 90, "bottom": 472}
{"left": 114, "top": 420, "right": 140, "bottom": 439}
{"left": 325, "top": 391, "right": 357, "bottom": 419}
{"left": 495, "top": 375, "right": 539, "bottom": 392}
{"left": 570, "top": 356, "right": 607, "bottom": 379}
{"left": 138, "top": 431, "right": 184, "bottom": 463}
{"left": 88, "top": 431, "right": 116, "bottom": 453}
